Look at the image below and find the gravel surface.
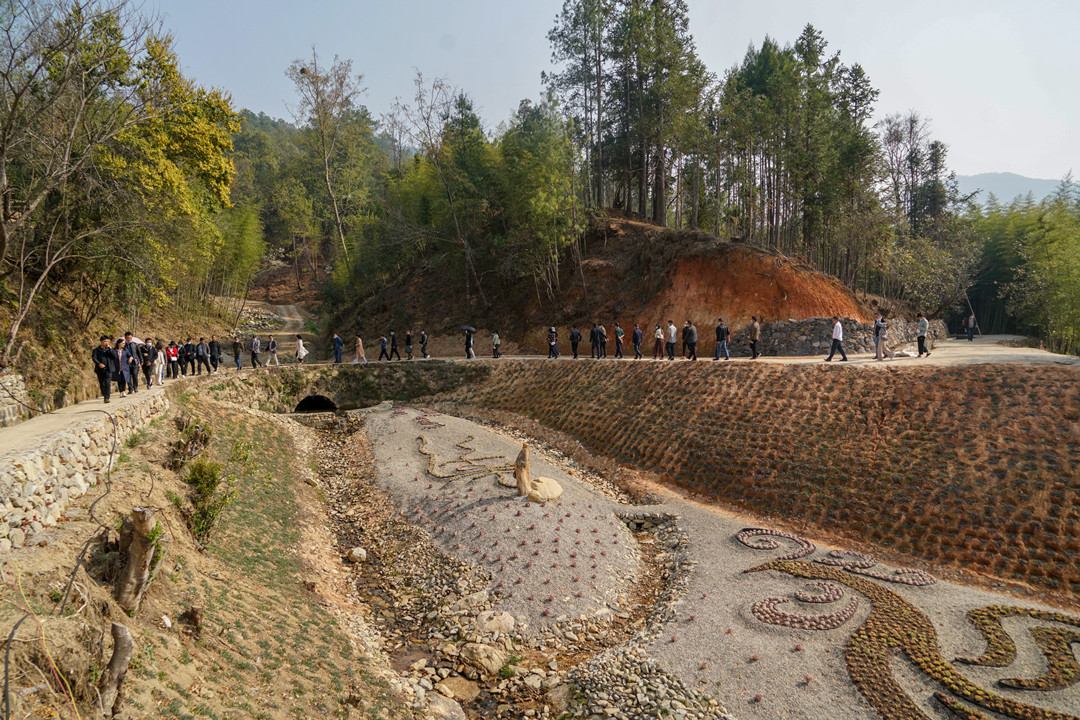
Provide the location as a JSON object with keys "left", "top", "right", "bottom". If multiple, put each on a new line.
{"left": 361, "top": 405, "right": 1080, "bottom": 720}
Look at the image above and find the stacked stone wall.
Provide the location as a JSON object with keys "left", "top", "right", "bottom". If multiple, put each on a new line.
{"left": 0, "top": 392, "right": 168, "bottom": 549}
{"left": 753, "top": 317, "right": 947, "bottom": 357}
{"left": 0, "top": 371, "right": 32, "bottom": 427}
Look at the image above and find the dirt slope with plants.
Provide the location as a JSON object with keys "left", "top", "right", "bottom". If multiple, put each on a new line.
{"left": 335, "top": 214, "right": 872, "bottom": 358}
{"left": 438, "top": 359, "right": 1080, "bottom": 609}
{"left": 0, "top": 391, "right": 415, "bottom": 720}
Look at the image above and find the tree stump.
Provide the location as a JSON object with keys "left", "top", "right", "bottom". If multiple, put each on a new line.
{"left": 98, "top": 622, "right": 133, "bottom": 717}
{"left": 514, "top": 444, "right": 530, "bottom": 497}
{"left": 115, "top": 507, "right": 165, "bottom": 615}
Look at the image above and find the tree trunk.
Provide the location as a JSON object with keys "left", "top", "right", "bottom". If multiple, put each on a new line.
{"left": 637, "top": 136, "right": 648, "bottom": 217}
{"left": 98, "top": 622, "right": 133, "bottom": 718}
{"left": 653, "top": 145, "right": 667, "bottom": 227}
{"left": 115, "top": 507, "right": 164, "bottom": 615}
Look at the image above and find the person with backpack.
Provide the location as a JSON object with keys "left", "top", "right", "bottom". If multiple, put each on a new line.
{"left": 569, "top": 326, "right": 582, "bottom": 359}
{"left": 875, "top": 314, "right": 895, "bottom": 360}
{"left": 965, "top": 313, "right": 978, "bottom": 342}
{"left": 632, "top": 323, "right": 643, "bottom": 359}
{"left": 231, "top": 336, "right": 243, "bottom": 370}
{"left": 713, "top": 318, "right": 730, "bottom": 360}
{"left": 92, "top": 336, "right": 120, "bottom": 403}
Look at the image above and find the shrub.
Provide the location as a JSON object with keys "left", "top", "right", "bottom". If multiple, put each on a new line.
{"left": 184, "top": 460, "right": 236, "bottom": 543}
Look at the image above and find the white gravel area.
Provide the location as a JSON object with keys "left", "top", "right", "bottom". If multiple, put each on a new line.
{"left": 365, "top": 405, "right": 1080, "bottom": 720}
{"left": 366, "top": 406, "right": 642, "bottom": 627}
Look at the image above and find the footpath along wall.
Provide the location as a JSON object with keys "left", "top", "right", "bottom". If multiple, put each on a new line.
{"left": 0, "top": 391, "right": 169, "bottom": 550}
{"left": 750, "top": 317, "right": 947, "bottom": 357}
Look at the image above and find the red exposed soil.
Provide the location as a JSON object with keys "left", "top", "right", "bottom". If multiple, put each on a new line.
{"left": 336, "top": 215, "right": 871, "bottom": 355}
{"left": 440, "top": 360, "right": 1080, "bottom": 609}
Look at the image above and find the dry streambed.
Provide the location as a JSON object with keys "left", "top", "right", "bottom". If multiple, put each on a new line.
{"left": 313, "top": 406, "right": 734, "bottom": 720}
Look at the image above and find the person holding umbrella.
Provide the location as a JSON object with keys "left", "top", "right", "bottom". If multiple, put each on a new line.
{"left": 461, "top": 326, "right": 476, "bottom": 359}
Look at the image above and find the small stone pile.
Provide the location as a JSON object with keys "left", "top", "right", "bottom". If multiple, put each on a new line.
{"left": 238, "top": 306, "right": 286, "bottom": 332}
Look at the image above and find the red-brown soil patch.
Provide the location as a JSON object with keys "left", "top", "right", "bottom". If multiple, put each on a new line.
{"left": 440, "top": 360, "right": 1080, "bottom": 608}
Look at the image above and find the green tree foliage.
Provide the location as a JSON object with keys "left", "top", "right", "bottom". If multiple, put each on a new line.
{"left": 0, "top": 0, "right": 240, "bottom": 366}
{"left": 992, "top": 180, "right": 1080, "bottom": 353}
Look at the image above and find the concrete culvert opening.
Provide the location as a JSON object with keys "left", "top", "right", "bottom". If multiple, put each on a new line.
{"left": 294, "top": 395, "right": 337, "bottom": 413}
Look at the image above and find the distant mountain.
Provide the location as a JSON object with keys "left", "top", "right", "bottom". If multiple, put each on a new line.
{"left": 955, "top": 172, "right": 1064, "bottom": 204}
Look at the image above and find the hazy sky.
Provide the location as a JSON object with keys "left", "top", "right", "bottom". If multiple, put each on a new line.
{"left": 156, "top": 0, "right": 1077, "bottom": 180}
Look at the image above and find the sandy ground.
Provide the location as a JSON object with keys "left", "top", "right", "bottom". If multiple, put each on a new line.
{"left": 363, "top": 405, "right": 1080, "bottom": 720}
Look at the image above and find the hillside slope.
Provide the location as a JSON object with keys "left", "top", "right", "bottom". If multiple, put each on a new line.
{"left": 337, "top": 215, "right": 871, "bottom": 356}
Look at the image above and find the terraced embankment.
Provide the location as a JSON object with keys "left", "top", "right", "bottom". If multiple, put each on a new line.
{"left": 439, "top": 360, "right": 1080, "bottom": 606}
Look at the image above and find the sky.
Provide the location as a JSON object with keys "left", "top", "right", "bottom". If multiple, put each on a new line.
{"left": 155, "top": 0, "right": 1078, "bottom": 180}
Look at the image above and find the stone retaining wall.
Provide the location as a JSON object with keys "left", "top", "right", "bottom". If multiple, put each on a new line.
{"left": 752, "top": 317, "right": 948, "bottom": 357}
{"left": 0, "top": 392, "right": 169, "bottom": 549}
{"left": 0, "top": 371, "right": 32, "bottom": 427}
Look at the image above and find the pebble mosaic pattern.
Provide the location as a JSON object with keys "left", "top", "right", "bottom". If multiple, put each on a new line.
{"left": 738, "top": 527, "right": 1080, "bottom": 720}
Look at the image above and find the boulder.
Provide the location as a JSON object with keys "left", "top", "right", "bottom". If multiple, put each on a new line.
{"left": 455, "top": 589, "right": 489, "bottom": 609}
{"left": 427, "top": 693, "right": 467, "bottom": 720}
{"left": 527, "top": 476, "right": 563, "bottom": 503}
{"left": 346, "top": 547, "right": 367, "bottom": 563}
{"left": 460, "top": 642, "right": 506, "bottom": 677}
{"left": 514, "top": 443, "right": 530, "bottom": 496}
{"left": 435, "top": 675, "right": 480, "bottom": 703}
{"left": 475, "top": 610, "right": 515, "bottom": 634}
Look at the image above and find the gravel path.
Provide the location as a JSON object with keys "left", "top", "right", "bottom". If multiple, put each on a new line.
{"left": 364, "top": 405, "right": 1080, "bottom": 720}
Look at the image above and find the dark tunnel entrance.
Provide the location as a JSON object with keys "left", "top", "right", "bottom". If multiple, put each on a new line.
{"left": 294, "top": 394, "right": 338, "bottom": 413}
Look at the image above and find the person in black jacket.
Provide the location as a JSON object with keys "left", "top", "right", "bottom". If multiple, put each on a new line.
{"left": 686, "top": 320, "right": 698, "bottom": 361}
{"left": 632, "top": 324, "right": 643, "bottom": 359}
{"left": 92, "top": 336, "right": 120, "bottom": 403}
{"left": 713, "top": 318, "right": 730, "bottom": 360}
{"left": 181, "top": 338, "right": 196, "bottom": 376}
{"left": 569, "top": 326, "right": 582, "bottom": 358}
{"left": 123, "top": 333, "right": 140, "bottom": 392}
{"left": 404, "top": 330, "right": 413, "bottom": 360}
{"left": 589, "top": 323, "right": 600, "bottom": 359}
{"left": 419, "top": 330, "right": 429, "bottom": 359}
{"left": 208, "top": 335, "right": 221, "bottom": 373}
{"left": 389, "top": 331, "right": 402, "bottom": 361}
{"left": 139, "top": 340, "right": 156, "bottom": 387}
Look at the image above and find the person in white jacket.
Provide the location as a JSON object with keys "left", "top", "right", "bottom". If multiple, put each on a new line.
{"left": 824, "top": 316, "right": 848, "bottom": 361}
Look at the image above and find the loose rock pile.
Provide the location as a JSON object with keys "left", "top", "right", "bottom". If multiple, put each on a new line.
{"left": 316, "top": 407, "right": 733, "bottom": 720}
{"left": 238, "top": 306, "right": 286, "bottom": 332}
